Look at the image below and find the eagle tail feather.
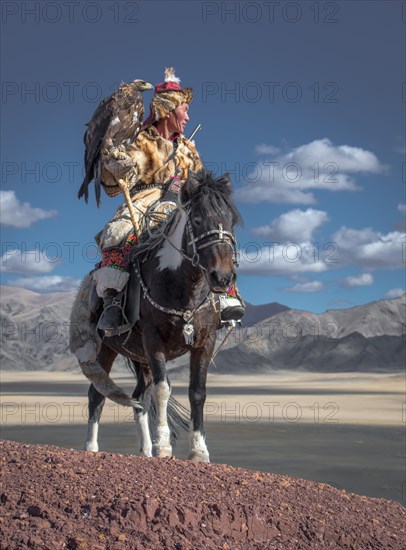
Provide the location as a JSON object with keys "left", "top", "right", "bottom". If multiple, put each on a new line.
{"left": 78, "top": 176, "right": 90, "bottom": 203}
{"left": 95, "top": 181, "right": 101, "bottom": 208}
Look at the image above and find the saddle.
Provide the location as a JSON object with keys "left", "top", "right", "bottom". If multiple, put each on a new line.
{"left": 89, "top": 194, "right": 179, "bottom": 335}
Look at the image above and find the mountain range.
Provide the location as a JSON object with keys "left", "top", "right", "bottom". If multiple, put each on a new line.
{"left": 0, "top": 285, "right": 404, "bottom": 373}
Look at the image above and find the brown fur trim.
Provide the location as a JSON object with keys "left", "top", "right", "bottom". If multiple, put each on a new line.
{"left": 103, "top": 126, "right": 202, "bottom": 192}
{"left": 151, "top": 89, "right": 193, "bottom": 122}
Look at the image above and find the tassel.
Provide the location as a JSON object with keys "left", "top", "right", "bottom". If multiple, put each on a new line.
{"left": 165, "top": 67, "right": 181, "bottom": 84}
{"left": 182, "top": 323, "right": 194, "bottom": 345}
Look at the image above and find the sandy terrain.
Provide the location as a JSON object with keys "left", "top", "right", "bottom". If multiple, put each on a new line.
{"left": 1, "top": 370, "right": 403, "bottom": 426}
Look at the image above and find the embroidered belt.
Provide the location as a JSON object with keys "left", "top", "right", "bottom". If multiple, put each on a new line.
{"left": 130, "top": 183, "right": 166, "bottom": 196}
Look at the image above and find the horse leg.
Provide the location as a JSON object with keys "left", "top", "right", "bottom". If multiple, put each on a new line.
{"left": 188, "top": 346, "right": 211, "bottom": 463}
{"left": 151, "top": 368, "right": 172, "bottom": 457}
{"left": 84, "top": 384, "right": 105, "bottom": 452}
{"left": 83, "top": 343, "right": 117, "bottom": 452}
{"left": 131, "top": 361, "right": 153, "bottom": 457}
{"left": 142, "top": 336, "right": 172, "bottom": 457}
{"left": 151, "top": 386, "right": 172, "bottom": 456}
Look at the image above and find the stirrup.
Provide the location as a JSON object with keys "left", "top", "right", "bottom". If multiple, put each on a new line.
{"left": 97, "top": 294, "right": 132, "bottom": 337}
{"left": 219, "top": 295, "right": 245, "bottom": 322}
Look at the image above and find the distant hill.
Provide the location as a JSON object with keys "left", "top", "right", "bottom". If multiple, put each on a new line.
{"left": 241, "top": 301, "right": 290, "bottom": 326}
{"left": 213, "top": 295, "right": 405, "bottom": 373}
{"left": 0, "top": 285, "right": 404, "bottom": 373}
{"left": 0, "top": 286, "right": 77, "bottom": 371}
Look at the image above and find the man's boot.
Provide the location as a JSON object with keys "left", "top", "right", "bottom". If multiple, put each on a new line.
{"left": 219, "top": 284, "right": 245, "bottom": 322}
{"left": 97, "top": 288, "right": 130, "bottom": 336}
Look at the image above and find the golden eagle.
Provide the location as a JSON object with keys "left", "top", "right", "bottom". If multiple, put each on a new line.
{"left": 78, "top": 79, "right": 153, "bottom": 206}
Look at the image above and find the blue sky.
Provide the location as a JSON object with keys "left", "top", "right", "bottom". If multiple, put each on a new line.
{"left": 1, "top": 0, "right": 405, "bottom": 313}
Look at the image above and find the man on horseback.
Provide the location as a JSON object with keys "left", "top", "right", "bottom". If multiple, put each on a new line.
{"left": 88, "top": 68, "right": 245, "bottom": 334}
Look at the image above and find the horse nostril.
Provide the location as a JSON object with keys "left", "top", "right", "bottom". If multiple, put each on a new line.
{"left": 209, "top": 270, "right": 233, "bottom": 290}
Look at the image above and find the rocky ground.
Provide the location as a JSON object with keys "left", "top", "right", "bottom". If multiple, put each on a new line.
{"left": 0, "top": 439, "right": 404, "bottom": 549}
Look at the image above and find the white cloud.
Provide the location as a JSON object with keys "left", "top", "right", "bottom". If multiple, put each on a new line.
{"left": 238, "top": 183, "right": 316, "bottom": 205}
{"left": 238, "top": 241, "right": 329, "bottom": 276}
{"left": 0, "top": 249, "right": 59, "bottom": 275}
{"left": 343, "top": 273, "right": 374, "bottom": 287}
{"left": 7, "top": 275, "right": 81, "bottom": 293}
{"left": 384, "top": 288, "right": 405, "bottom": 299}
{"left": 398, "top": 203, "right": 406, "bottom": 214}
{"left": 238, "top": 222, "right": 405, "bottom": 277}
{"left": 237, "top": 138, "right": 387, "bottom": 205}
{"left": 285, "top": 280, "right": 324, "bottom": 293}
{"left": 252, "top": 208, "right": 328, "bottom": 241}
{"left": 255, "top": 144, "right": 281, "bottom": 155}
{"left": 332, "top": 227, "right": 405, "bottom": 269}
{"left": 0, "top": 191, "right": 57, "bottom": 228}
{"left": 285, "top": 139, "right": 386, "bottom": 174}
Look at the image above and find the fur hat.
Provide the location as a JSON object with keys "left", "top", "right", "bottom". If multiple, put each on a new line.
{"left": 143, "top": 67, "right": 193, "bottom": 125}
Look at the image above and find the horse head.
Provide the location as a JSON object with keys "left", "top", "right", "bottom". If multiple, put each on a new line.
{"left": 179, "top": 170, "right": 241, "bottom": 293}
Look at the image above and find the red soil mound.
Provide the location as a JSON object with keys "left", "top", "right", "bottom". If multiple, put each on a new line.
{"left": 0, "top": 439, "right": 404, "bottom": 549}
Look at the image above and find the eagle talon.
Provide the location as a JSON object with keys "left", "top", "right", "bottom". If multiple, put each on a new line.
{"left": 109, "top": 148, "right": 128, "bottom": 161}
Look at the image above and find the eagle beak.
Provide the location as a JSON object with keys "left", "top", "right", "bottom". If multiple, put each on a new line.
{"left": 141, "top": 82, "right": 154, "bottom": 91}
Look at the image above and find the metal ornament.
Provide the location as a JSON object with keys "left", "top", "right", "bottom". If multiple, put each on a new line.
{"left": 182, "top": 323, "right": 194, "bottom": 345}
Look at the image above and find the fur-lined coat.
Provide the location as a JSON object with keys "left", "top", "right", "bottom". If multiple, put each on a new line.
{"left": 98, "top": 126, "right": 202, "bottom": 249}
{"left": 101, "top": 125, "right": 202, "bottom": 197}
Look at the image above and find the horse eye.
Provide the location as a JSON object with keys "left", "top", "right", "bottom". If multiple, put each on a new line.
{"left": 193, "top": 217, "right": 202, "bottom": 227}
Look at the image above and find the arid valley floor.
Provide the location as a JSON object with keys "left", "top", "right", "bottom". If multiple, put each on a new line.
{"left": 1, "top": 370, "right": 404, "bottom": 504}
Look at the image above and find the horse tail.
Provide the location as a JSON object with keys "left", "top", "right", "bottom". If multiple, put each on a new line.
{"left": 70, "top": 275, "right": 142, "bottom": 409}
{"left": 125, "top": 358, "right": 189, "bottom": 441}
{"left": 150, "top": 395, "right": 190, "bottom": 444}
{"left": 79, "top": 361, "right": 142, "bottom": 409}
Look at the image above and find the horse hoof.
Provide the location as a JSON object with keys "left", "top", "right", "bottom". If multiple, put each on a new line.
{"left": 188, "top": 451, "right": 210, "bottom": 463}
{"left": 84, "top": 443, "right": 98, "bottom": 452}
{"left": 153, "top": 446, "right": 172, "bottom": 458}
{"left": 140, "top": 449, "right": 153, "bottom": 458}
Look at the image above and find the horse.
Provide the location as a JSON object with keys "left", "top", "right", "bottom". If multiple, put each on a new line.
{"left": 69, "top": 170, "right": 241, "bottom": 462}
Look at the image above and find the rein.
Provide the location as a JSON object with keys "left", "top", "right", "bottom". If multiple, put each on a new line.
{"left": 131, "top": 203, "right": 238, "bottom": 344}
{"left": 132, "top": 261, "right": 211, "bottom": 345}
{"left": 134, "top": 261, "right": 211, "bottom": 320}
{"left": 160, "top": 206, "right": 238, "bottom": 270}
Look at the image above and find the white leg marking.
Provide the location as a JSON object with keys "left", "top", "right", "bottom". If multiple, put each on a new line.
{"left": 84, "top": 422, "right": 99, "bottom": 452}
{"left": 157, "top": 210, "right": 187, "bottom": 271}
{"left": 152, "top": 380, "right": 172, "bottom": 457}
{"left": 134, "top": 388, "right": 152, "bottom": 457}
{"left": 188, "top": 427, "right": 210, "bottom": 463}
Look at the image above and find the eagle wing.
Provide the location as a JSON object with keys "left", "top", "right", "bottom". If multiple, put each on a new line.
{"left": 78, "top": 80, "right": 153, "bottom": 206}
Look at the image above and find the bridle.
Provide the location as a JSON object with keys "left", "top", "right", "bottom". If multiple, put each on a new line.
{"left": 130, "top": 202, "right": 239, "bottom": 343}
{"left": 166, "top": 204, "right": 239, "bottom": 271}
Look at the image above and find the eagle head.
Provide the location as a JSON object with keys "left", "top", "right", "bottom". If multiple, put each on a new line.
{"left": 132, "top": 80, "right": 153, "bottom": 91}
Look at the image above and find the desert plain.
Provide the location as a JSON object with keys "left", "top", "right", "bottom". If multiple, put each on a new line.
{"left": 1, "top": 369, "right": 404, "bottom": 503}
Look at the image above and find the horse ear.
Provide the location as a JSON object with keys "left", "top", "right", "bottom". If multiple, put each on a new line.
{"left": 181, "top": 170, "right": 201, "bottom": 203}
{"left": 219, "top": 172, "right": 232, "bottom": 193}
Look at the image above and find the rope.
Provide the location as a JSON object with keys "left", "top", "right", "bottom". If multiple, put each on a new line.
{"left": 210, "top": 322, "right": 236, "bottom": 369}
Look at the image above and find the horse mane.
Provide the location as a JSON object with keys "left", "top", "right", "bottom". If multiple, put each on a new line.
{"left": 183, "top": 170, "right": 242, "bottom": 227}
{"left": 129, "top": 206, "right": 183, "bottom": 263}
{"left": 128, "top": 170, "right": 241, "bottom": 263}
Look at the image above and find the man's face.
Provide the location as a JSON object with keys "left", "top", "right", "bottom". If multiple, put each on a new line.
{"left": 167, "top": 103, "right": 189, "bottom": 134}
